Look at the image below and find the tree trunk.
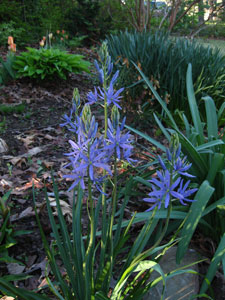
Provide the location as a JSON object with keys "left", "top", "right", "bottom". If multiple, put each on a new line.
{"left": 198, "top": 0, "right": 204, "bottom": 23}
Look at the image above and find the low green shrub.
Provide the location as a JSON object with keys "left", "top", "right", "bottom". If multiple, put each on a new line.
{"left": 106, "top": 30, "right": 225, "bottom": 117}
{"left": 13, "top": 47, "right": 91, "bottom": 80}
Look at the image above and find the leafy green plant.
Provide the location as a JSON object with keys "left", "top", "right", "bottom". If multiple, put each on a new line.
{"left": 13, "top": 47, "right": 91, "bottom": 80}
{"left": 106, "top": 30, "right": 225, "bottom": 115}
{"left": 0, "top": 102, "right": 26, "bottom": 114}
{"left": 68, "top": 35, "right": 88, "bottom": 49}
{"left": 126, "top": 63, "right": 225, "bottom": 295}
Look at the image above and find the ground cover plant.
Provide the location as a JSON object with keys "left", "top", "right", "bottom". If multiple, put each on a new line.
{"left": 106, "top": 30, "right": 225, "bottom": 117}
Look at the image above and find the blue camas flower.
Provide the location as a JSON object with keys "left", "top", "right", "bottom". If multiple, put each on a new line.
{"left": 86, "top": 87, "right": 99, "bottom": 105}
{"left": 144, "top": 170, "right": 182, "bottom": 210}
{"left": 144, "top": 144, "right": 197, "bottom": 210}
{"left": 77, "top": 140, "right": 112, "bottom": 180}
{"left": 99, "top": 83, "right": 124, "bottom": 109}
{"left": 106, "top": 119, "right": 133, "bottom": 160}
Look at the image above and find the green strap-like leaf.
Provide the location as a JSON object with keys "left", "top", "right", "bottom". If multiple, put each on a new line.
{"left": 206, "top": 153, "right": 224, "bottom": 185}
{"left": 196, "top": 140, "right": 224, "bottom": 152}
{"left": 125, "top": 124, "right": 166, "bottom": 151}
{"left": 133, "top": 62, "right": 178, "bottom": 130}
{"left": 176, "top": 181, "right": 214, "bottom": 264}
{"left": 186, "top": 64, "right": 204, "bottom": 144}
{"left": 200, "top": 233, "right": 225, "bottom": 294}
{"left": 0, "top": 278, "right": 49, "bottom": 300}
{"left": 176, "top": 130, "right": 208, "bottom": 179}
{"left": 202, "top": 96, "right": 218, "bottom": 139}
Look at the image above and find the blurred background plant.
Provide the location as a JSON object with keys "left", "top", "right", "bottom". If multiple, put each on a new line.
{"left": 0, "top": 0, "right": 224, "bottom": 49}
{"left": 0, "top": 36, "right": 17, "bottom": 86}
{"left": 106, "top": 30, "right": 225, "bottom": 121}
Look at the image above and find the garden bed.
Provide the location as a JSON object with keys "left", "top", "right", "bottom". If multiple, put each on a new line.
{"left": 0, "top": 47, "right": 224, "bottom": 299}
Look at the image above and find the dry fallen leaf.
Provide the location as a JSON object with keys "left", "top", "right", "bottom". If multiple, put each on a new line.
{"left": 17, "top": 134, "right": 36, "bottom": 148}
{"left": 0, "top": 138, "right": 8, "bottom": 153}
{"left": 19, "top": 206, "right": 34, "bottom": 219}
{"left": 49, "top": 197, "right": 73, "bottom": 222}
{"left": 7, "top": 145, "right": 49, "bottom": 165}
{"left": 0, "top": 179, "right": 13, "bottom": 188}
{"left": 12, "top": 178, "right": 44, "bottom": 195}
{"left": 7, "top": 263, "right": 25, "bottom": 275}
{"left": 0, "top": 297, "right": 15, "bottom": 300}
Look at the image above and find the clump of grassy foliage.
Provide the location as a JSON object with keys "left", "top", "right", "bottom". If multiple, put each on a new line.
{"left": 106, "top": 30, "right": 225, "bottom": 117}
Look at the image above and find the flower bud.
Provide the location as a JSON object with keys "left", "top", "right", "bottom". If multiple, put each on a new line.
{"left": 73, "top": 88, "right": 81, "bottom": 109}
{"left": 49, "top": 33, "right": 53, "bottom": 39}
{"left": 11, "top": 43, "right": 16, "bottom": 52}
{"left": 8, "top": 36, "right": 14, "bottom": 45}
{"left": 40, "top": 40, "right": 45, "bottom": 47}
{"left": 169, "top": 133, "right": 179, "bottom": 152}
{"left": 111, "top": 105, "right": 120, "bottom": 129}
{"left": 81, "top": 104, "right": 92, "bottom": 130}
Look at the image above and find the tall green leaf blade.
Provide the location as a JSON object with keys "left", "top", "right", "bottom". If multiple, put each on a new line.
{"left": 200, "top": 233, "right": 225, "bottom": 294}
{"left": 176, "top": 130, "right": 208, "bottom": 179}
{"left": 133, "top": 62, "right": 178, "bottom": 130}
{"left": 196, "top": 140, "right": 224, "bottom": 152}
{"left": 218, "top": 102, "right": 225, "bottom": 120}
{"left": 186, "top": 64, "right": 204, "bottom": 144}
{"left": 202, "top": 96, "right": 218, "bottom": 139}
{"left": 176, "top": 181, "right": 214, "bottom": 263}
{"left": 153, "top": 113, "right": 171, "bottom": 140}
{"left": 206, "top": 153, "right": 224, "bottom": 185}
{"left": 0, "top": 278, "right": 49, "bottom": 300}
{"left": 125, "top": 124, "right": 166, "bottom": 151}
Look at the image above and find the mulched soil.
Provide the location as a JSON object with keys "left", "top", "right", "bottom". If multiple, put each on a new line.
{"left": 0, "top": 47, "right": 224, "bottom": 299}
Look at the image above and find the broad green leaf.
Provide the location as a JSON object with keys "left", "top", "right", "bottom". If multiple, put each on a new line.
{"left": 135, "top": 210, "right": 187, "bottom": 220}
{"left": 133, "top": 260, "right": 157, "bottom": 272}
{"left": 176, "top": 181, "right": 214, "bottom": 263}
